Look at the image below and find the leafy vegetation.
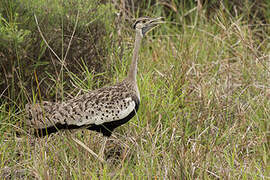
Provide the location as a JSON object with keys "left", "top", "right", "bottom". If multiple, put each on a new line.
{"left": 0, "top": 0, "right": 269, "bottom": 179}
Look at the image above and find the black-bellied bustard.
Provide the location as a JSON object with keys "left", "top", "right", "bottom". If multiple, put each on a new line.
{"left": 25, "top": 17, "right": 163, "bottom": 158}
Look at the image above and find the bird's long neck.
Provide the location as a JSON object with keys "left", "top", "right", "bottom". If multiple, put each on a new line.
{"left": 127, "top": 31, "right": 143, "bottom": 82}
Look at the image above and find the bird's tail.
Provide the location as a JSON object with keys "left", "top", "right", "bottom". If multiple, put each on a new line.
{"left": 25, "top": 101, "right": 58, "bottom": 129}
{"left": 25, "top": 101, "right": 84, "bottom": 136}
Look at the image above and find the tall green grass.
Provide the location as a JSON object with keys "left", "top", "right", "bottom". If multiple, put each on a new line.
{"left": 0, "top": 0, "right": 269, "bottom": 179}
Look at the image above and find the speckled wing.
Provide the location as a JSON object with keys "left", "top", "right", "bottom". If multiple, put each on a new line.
{"left": 64, "top": 94, "right": 137, "bottom": 127}
{"left": 25, "top": 83, "right": 139, "bottom": 133}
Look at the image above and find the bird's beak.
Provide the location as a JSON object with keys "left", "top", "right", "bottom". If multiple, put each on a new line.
{"left": 142, "top": 17, "right": 165, "bottom": 36}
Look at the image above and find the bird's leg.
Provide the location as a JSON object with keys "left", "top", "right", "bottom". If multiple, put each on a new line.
{"left": 99, "top": 136, "right": 108, "bottom": 160}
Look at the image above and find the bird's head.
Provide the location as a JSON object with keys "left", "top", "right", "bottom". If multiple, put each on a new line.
{"left": 132, "top": 17, "right": 164, "bottom": 37}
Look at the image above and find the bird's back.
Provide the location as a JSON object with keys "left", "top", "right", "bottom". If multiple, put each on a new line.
{"left": 25, "top": 80, "right": 140, "bottom": 136}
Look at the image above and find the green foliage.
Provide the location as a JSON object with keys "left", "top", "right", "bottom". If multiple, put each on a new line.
{"left": 0, "top": 0, "right": 269, "bottom": 179}
{"left": 0, "top": 0, "right": 117, "bottom": 103}
{"left": 0, "top": 13, "right": 30, "bottom": 49}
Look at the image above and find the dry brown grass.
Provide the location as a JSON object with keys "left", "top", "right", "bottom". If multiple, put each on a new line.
{"left": 0, "top": 0, "right": 269, "bottom": 179}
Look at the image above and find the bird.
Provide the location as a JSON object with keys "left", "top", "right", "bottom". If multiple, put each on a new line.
{"left": 25, "top": 17, "right": 163, "bottom": 155}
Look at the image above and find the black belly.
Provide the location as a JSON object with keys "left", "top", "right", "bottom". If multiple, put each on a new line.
{"left": 34, "top": 100, "right": 140, "bottom": 137}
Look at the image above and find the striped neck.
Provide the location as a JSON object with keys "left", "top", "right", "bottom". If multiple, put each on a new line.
{"left": 127, "top": 31, "right": 143, "bottom": 82}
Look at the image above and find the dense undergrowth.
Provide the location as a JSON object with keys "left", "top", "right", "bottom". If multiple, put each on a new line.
{"left": 0, "top": 0, "right": 269, "bottom": 179}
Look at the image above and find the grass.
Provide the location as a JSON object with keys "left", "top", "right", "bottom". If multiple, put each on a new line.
{"left": 0, "top": 0, "right": 270, "bottom": 179}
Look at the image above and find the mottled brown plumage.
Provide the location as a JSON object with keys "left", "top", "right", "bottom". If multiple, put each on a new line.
{"left": 26, "top": 79, "right": 139, "bottom": 136}
{"left": 25, "top": 17, "right": 163, "bottom": 137}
